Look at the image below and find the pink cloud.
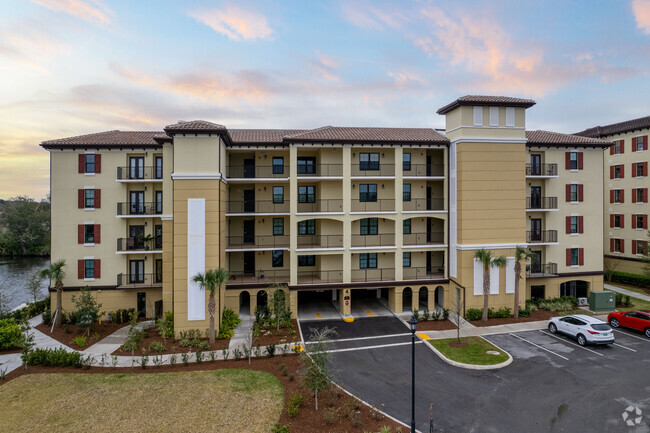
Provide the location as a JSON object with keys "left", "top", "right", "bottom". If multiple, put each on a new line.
{"left": 340, "top": 0, "right": 409, "bottom": 31}
{"left": 30, "top": 0, "right": 112, "bottom": 25}
{"left": 632, "top": 0, "right": 650, "bottom": 34}
{"left": 308, "top": 53, "right": 340, "bottom": 82}
{"left": 188, "top": 5, "right": 273, "bottom": 41}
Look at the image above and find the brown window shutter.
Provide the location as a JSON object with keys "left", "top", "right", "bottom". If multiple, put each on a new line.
{"left": 644, "top": 135, "right": 648, "bottom": 150}
{"left": 610, "top": 214, "right": 614, "bottom": 228}
{"left": 95, "top": 189, "right": 101, "bottom": 208}
{"left": 94, "top": 259, "right": 101, "bottom": 279}
{"left": 78, "top": 225, "right": 85, "bottom": 244}
{"left": 644, "top": 162, "right": 648, "bottom": 176}
{"left": 621, "top": 190, "right": 624, "bottom": 203}
{"left": 632, "top": 240, "right": 637, "bottom": 255}
{"left": 566, "top": 184, "right": 571, "bottom": 201}
{"left": 644, "top": 188, "right": 648, "bottom": 203}
{"left": 566, "top": 216, "right": 571, "bottom": 234}
{"left": 78, "top": 154, "right": 85, "bottom": 173}
{"left": 632, "top": 163, "right": 637, "bottom": 178}
{"left": 579, "top": 248, "right": 584, "bottom": 265}
{"left": 632, "top": 215, "right": 637, "bottom": 229}
{"left": 95, "top": 154, "right": 101, "bottom": 173}
{"left": 643, "top": 215, "right": 648, "bottom": 229}
{"left": 610, "top": 144, "right": 614, "bottom": 155}
{"left": 578, "top": 184, "right": 583, "bottom": 202}
{"left": 610, "top": 190, "right": 614, "bottom": 203}
{"left": 78, "top": 259, "right": 84, "bottom": 279}
{"left": 577, "top": 152, "right": 583, "bottom": 169}
{"left": 610, "top": 166, "right": 614, "bottom": 179}
{"left": 620, "top": 140, "right": 625, "bottom": 153}
{"left": 620, "top": 214, "right": 624, "bottom": 228}
{"left": 94, "top": 224, "right": 101, "bottom": 244}
{"left": 566, "top": 248, "right": 571, "bottom": 266}
{"left": 619, "top": 240, "right": 624, "bottom": 254}
{"left": 578, "top": 216, "right": 584, "bottom": 233}
{"left": 565, "top": 152, "right": 570, "bottom": 170}
{"left": 78, "top": 189, "right": 84, "bottom": 208}
{"left": 610, "top": 238, "right": 615, "bottom": 252}
{"left": 620, "top": 165, "right": 624, "bottom": 178}
{"left": 633, "top": 189, "right": 637, "bottom": 204}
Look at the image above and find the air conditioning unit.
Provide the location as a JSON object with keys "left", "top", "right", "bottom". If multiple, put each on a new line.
{"left": 578, "top": 297, "right": 588, "bottom": 306}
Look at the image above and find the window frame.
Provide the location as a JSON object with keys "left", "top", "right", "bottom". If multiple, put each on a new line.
{"left": 636, "top": 214, "right": 644, "bottom": 229}
{"left": 613, "top": 239, "right": 621, "bottom": 253}
{"left": 298, "top": 255, "right": 316, "bottom": 267}
{"left": 570, "top": 216, "right": 579, "bottom": 234}
{"left": 273, "top": 218, "right": 284, "bottom": 235}
{"left": 614, "top": 141, "right": 621, "bottom": 154}
{"left": 614, "top": 189, "right": 622, "bottom": 203}
{"left": 297, "top": 157, "right": 316, "bottom": 174}
{"left": 403, "top": 153, "right": 411, "bottom": 171}
{"left": 636, "top": 163, "right": 644, "bottom": 177}
{"left": 298, "top": 219, "right": 316, "bottom": 235}
{"left": 403, "top": 183, "right": 411, "bottom": 202}
{"left": 403, "top": 252, "right": 411, "bottom": 268}
{"left": 84, "top": 224, "right": 94, "bottom": 243}
{"left": 359, "top": 253, "right": 378, "bottom": 269}
{"left": 272, "top": 186, "right": 284, "bottom": 204}
{"left": 272, "top": 250, "right": 283, "bottom": 267}
{"left": 636, "top": 136, "right": 644, "bottom": 152}
{"left": 360, "top": 218, "right": 378, "bottom": 235}
{"left": 298, "top": 185, "right": 316, "bottom": 203}
{"left": 84, "top": 154, "right": 95, "bottom": 173}
{"left": 359, "top": 184, "right": 377, "bottom": 202}
{"left": 636, "top": 188, "right": 644, "bottom": 203}
{"left": 84, "top": 189, "right": 95, "bottom": 208}
{"left": 570, "top": 248, "right": 580, "bottom": 265}
{"left": 84, "top": 259, "right": 95, "bottom": 279}
{"left": 272, "top": 157, "right": 284, "bottom": 175}
{"left": 614, "top": 214, "right": 621, "bottom": 228}
{"left": 403, "top": 219, "right": 411, "bottom": 234}
{"left": 570, "top": 184, "right": 579, "bottom": 202}
{"left": 569, "top": 152, "right": 578, "bottom": 170}
{"left": 359, "top": 153, "right": 380, "bottom": 171}
{"left": 614, "top": 165, "right": 622, "bottom": 179}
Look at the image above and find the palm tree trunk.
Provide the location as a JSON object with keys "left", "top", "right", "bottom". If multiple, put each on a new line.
{"left": 482, "top": 266, "right": 490, "bottom": 321}
{"left": 55, "top": 285, "right": 63, "bottom": 327}
{"left": 208, "top": 294, "right": 216, "bottom": 344}
{"left": 514, "top": 263, "right": 521, "bottom": 319}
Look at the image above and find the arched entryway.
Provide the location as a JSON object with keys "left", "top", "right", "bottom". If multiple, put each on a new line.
{"left": 560, "top": 280, "right": 589, "bottom": 298}
{"left": 239, "top": 291, "right": 250, "bottom": 316}
{"left": 402, "top": 287, "right": 412, "bottom": 312}
{"left": 419, "top": 287, "right": 428, "bottom": 310}
{"left": 434, "top": 286, "right": 444, "bottom": 309}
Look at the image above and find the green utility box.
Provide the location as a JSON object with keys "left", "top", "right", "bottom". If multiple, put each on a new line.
{"left": 589, "top": 291, "right": 616, "bottom": 313}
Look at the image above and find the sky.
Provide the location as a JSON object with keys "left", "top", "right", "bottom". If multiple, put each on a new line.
{"left": 1, "top": 0, "right": 650, "bottom": 200}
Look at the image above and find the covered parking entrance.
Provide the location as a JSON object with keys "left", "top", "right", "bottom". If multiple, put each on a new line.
{"left": 350, "top": 288, "right": 392, "bottom": 318}
{"left": 297, "top": 289, "right": 341, "bottom": 321}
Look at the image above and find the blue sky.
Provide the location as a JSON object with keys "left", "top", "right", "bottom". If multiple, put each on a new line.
{"left": 1, "top": 0, "right": 649, "bottom": 199}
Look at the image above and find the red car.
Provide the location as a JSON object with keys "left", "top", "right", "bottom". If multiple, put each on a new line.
{"left": 608, "top": 310, "right": 650, "bottom": 338}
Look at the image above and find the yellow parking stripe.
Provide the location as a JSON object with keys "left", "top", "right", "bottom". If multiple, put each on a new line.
{"left": 417, "top": 333, "right": 430, "bottom": 340}
{"left": 315, "top": 313, "right": 322, "bottom": 318}
{"left": 366, "top": 311, "right": 374, "bottom": 316}
{"left": 343, "top": 317, "right": 355, "bottom": 323}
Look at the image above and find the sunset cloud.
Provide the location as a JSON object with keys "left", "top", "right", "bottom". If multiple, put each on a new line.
{"left": 188, "top": 5, "right": 273, "bottom": 41}
{"left": 30, "top": 0, "right": 112, "bottom": 25}
{"left": 632, "top": 0, "right": 650, "bottom": 34}
{"left": 340, "top": 1, "right": 408, "bottom": 31}
{"left": 308, "top": 54, "right": 340, "bottom": 82}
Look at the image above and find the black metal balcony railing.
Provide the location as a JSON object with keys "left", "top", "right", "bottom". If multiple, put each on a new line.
{"left": 351, "top": 164, "right": 395, "bottom": 176}
{"left": 296, "top": 164, "right": 343, "bottom": 177}
{"left": 402, "top": 232, "right": 445, "bottom": 245}
{"left": 351, "top": 233, "right": 395, "bottom": 248}
{"left": 227, "top": 200, "right": 290, "bottom": 213}
{"left": 116, "top": 237, "right": 162, "bottom": 252}
{"left": 526, "top": 197, "right": 558, "bottom": 210}
{"left": 227, "top": 235, "right": 289, "bottom": 249}
{"left": 526, "top": 163, "right": 558, "bottom": 177}
{"left": 116, "top": 166, "right": 162, "bottom": 180}
{"left": 351, "top": 268, "right": 395, "bottom": 282}
{"left": 402, "top": 198, "right": 445, "bottom": 211}
{"left": 403, "top": 163, "right": 444, "bottom": 177}
{"left": 297, "top": 199, "right": 343, "bottom": 213}
{"left": 297, "top": 270, "right": 344, "bottom": 284}
{"left": 117, "top": 273, "right": 162, "bottom": 287}
{"left": 227, "top": 270, "right": 290, "bottom": 285}
{"left": 402, "top": 267, "right": 445, "bottom": 280}
{"left": 351, "top": 199, "right": 395, "bottom": 212}
{"left": 526, "top": 262, "right": 558, "bottom": 277}
{"left": 297, "top": 235, "right": 344, "bottom": 248}
{"left": 226, "top": 165, "right": 289, "bottom": 178}
{"left": 117, "top": 202, "right": 162, "bottom": 216}
{"left": 526, "top": 230, "right": 558, "bottom": 243}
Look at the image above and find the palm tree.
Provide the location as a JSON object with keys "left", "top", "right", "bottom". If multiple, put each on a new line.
{"left": 40, "top": 260, "right": 66, "bottom": 327}
{"left": 213, "top": 268, "right": 229, "bottom": 330}
{"left": 193, "top": 270, "right": 217, "bottom": 344}
{"left": 474, "top": 249, "right": 506, "bottom": 321}
{"left": 513, "top": 246, "right": 536, "bottom": 318}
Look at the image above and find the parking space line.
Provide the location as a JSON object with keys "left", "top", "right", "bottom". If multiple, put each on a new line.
{"left": 304, "top": 332, "right": 412, "bottom": 344}
{"left": 539, "top": 331, "right": 604, "bottom": 357}
{"left": 321, "top": 340, "right": 423, "bottom": 354}
{"left": 613, "top": 329, "right": 650, "bottom": 343}
{"left": 612, "top": 342, "right": 637, "bottom": 352}
{"left": 508, "top": 333, "right": 569, "bottom": 361}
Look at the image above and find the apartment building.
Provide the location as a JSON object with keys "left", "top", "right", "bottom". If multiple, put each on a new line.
{"left": 577, "top": 117, "right": 649, "bottom": 275}
{"left": 41, "top": 95, "right": 610, "bottom": 333}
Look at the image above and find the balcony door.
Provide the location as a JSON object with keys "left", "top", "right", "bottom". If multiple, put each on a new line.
{"left": 530, "top": 154, "right": 541, "bottom": 176}
{"left": 530, "top": 251, "right": 542, "bottom": 273}
{"left": 530, "top": 219, "right": 542, "bottom": 241}
{"left": 244, "top": 189, "right": 255, "bottom": 212}
{"left": 130, "top": 191, "right": 145, "bottom": 214}
{"left": 426, "top": 217, "right": 432, "bottom": 243}
{"left": 129, "top": 260, "right": 145, "bottom": 283}
{"left": 243, "top": 159, "right": 255, "bottom": 178}
{"left": 243, "top": 220, "right": 255, "bottom": 244}
{"left": 426, "top": 252, "right": 432, "bottom": 275}
{"left": 243, "top": 251, "right": 255, "bottom": 275}
{"left": 426, "top": 155, "right": 432, "bottom": 176}
{"left": 129, "top": 225, "right": 145, "bottom": 249}
{"left": 426, "top": 187, "right": 432, "bottom": 210}
{"left": 155, "top": 259, "right": 163, "bottom": 283}
{"left": 155, "top": 156, "right": 163, "bottom": 179}
{"left": 530, "top": 186, "right": 541, "bottom": 209}
{"left": 129, "top": 156, "right": 144, "bottom": 179}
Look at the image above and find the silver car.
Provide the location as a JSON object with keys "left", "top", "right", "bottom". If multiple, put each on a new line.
{"left": 548, "top": 314, "right": 614, "bottom": 346}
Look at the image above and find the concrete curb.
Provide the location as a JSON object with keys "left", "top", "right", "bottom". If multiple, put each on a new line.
{"left": 422, "top": 336, "right": 513, "bottom": 370}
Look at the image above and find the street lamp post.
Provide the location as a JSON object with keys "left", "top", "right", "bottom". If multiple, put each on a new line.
{"left": 409, "top": 317, "right": 418, "bottom": 433}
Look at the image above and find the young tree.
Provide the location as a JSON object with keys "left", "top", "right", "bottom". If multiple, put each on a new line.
{"left": 474, "top": 249, "right": 506, "bottom": 321}
{"left": 193, "top": 270, "right": 217, "bottom": 344}
{"left": 302, "top": 327, "right": 337, "bottom": 410}
{"left": 513, "top": 246, "right": 536, "bottom": 319}
{"left": 71, "top": 286, "right": 102, "bottom": 336}
{"left": 603, "top": 256, "right": 619, "bottom": 282}
{"left": 26, "top": 272, "right": 44, "bottom": 303}
{"left": 39, "top": 260, "right": 66, "bottom": 327}
{"left": 452, "top": 288, "right": 464, "bottom": 343}
{"left": 266, "top": 283, "right": 288, "bottom": 331}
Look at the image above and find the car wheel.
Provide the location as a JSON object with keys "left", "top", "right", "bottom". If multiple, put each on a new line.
{"left": 609, "top": 318, "right": 620, "bottom": 328}
{"left": 577, "top": 334, "right": 586, "bottom": 346}
{"left": 548, "top": 323, "right": 557, "bottom": 334}
{"left": 645, "top": 328, "right": 650, "bottom": 339}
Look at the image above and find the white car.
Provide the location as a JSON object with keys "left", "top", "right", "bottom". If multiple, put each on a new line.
{"left": 548, "top": 314, "right": 614, "bottom": 346}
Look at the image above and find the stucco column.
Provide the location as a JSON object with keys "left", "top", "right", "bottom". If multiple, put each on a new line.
{"left": 342, "top": 147, "right": 352, "bottom": 283}
{"left": 339, "top": 288, "right": 351, "bottom": 316}
{"left": 395, "top": 147, "right": 403, "bottom": 281}
{"left": 289, "top": 146, "right": 298, "bottom": 285}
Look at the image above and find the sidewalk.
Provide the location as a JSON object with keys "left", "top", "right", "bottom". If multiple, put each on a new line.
{"left": 604, "top": 283, "right": 650, "bottom": 302}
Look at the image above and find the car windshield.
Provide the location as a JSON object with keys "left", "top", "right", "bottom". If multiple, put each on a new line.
{"left": 591, "top": 324, "right": 611, "bottom": 331}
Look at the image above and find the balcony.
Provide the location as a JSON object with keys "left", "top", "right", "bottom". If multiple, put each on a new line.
{"left": 402, "top": 267, "right": 445, "bottom": 280}
{"left": 297, "top": 270, "right": 344, "bottom": 284}
{"left": 403, "top": 163, "right": 444, "bottom": 177}
{"left": 226, "top": 165, "right": 289, "bottom": 179}
{"left": 402, "top": 198, "right": 445, "bottom": 212}
{"left": 526, "top": 262, "right": 558, "bottom": 278}
{"left": 351, "top": 199, "right": 395, "bottom": 212}
{"left": 296, "top": 164, "right": 343, "bottom": 177}
{"left": 116, "top": 237, "right": 162, "bottom": 252}
{"left": 351, "top": 164, "right": 395, "bottom": 177}
{"left": 227, "top": 200, "right": 290, "bottom": 214}
{"left": 227, "top": 269, "right": 289, "bottom": 285}
{"left": 526, "top": 230, "right": 558, "bottom": 244}
{"left": 526, "top": 197, "right": 558, "bottom": 211}
{"left": 297, "top": 235, "right": 344, "bottom": 248}
{"left": 351, "top": 268, "right": 395, "bottom": 282}
{"left": 402, "top": 232, "right": 445, "bottom": 246}
{"left": 226, "top": 235, "right": 289, "bottom": 250}
{"left": 526, "top": 163, "right": 558, "bottom": 177}
{"left": 351, "top": 233, "right": 395, "bottom": 248}
{"left": 116, "top": 166, "right": 162, "bottom": 181}
{"left": 117, "top": 202, "right": 162, "bottom": 217}
{"left": 297, "top": 199, "right": 343, "bottom": 213}
{"left": 117, "top": 273, "right": 162, "bottom": 288}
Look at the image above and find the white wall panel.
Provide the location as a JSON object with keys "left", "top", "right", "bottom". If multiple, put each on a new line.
{"left": 505, "top": 257, "right": 515, "bottom": 294}
{"left": 187, "top": 198, "right": 205, "bottom": 321}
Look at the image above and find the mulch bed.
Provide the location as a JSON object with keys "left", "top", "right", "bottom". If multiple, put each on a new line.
{"left": 35, "top": 322, "right": 129, "bottom": 349}
{"left": 1, "top": 354, "right": 404, "bottom": 433}
{"left": 468, "top": 308, "right": 563, "bottom": 327}
{"left": 0, "top": 347, "right": 22, "bottom": 354}
{"left": 416, "top": 319, "right": 458, "bottom": 331}
{"left": 112, "top": 327, "right": 231, "bottom": 356}
{"left": 255, "top": 320, "right": 301, "bottom": 346}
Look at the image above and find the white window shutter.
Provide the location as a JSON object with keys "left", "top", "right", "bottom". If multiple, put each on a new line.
{"left": 473, "top": 259, "right": 483, "bottom": 295}
{"left": 490, "top": 107, "right": 499, "bottom": 126}
{"left": 506, "top": 107, "right": 515, "bottom": 127}
{"left": 473, "top": 106, "right": 483, "bottom": 126}
{"left": 490, "top": 264, "right": 499, "bottom": 294}
{"left": 505, "top": 257, "right": 515, "bottom": 294}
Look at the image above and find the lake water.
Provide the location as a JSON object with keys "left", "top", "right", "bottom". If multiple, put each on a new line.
{"left": 0, "top": 257, "right": 50, "bottom": 310}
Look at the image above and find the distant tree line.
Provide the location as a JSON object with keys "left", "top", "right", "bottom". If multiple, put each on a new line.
{"left": 0, "top": 195, "right": 50, "bottom": 256}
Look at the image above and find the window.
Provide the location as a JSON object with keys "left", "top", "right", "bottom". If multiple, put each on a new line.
{"left": 273, "top": 218, "right": 284, "bottom": 235}
{"left": 403, "top": 184, "right": 411, "bottom": 201}
{"left": 84, "top": 259, "right": 95, "bottom": 279}
{"left": 272, "top": 250, "right": 283, "bottom": 267}
{"left": 155, "top": 225, "right": 162, "bottom": 249}
{"left": 636, "top": 163, "right": 645, "bottom": 177}
{"left": 636, "top": 241, "right": 648, "bottom": 255}
{"left": 155, "top": 191, "right": 163, "bottom": 214}
{"left": 635, "top": 214, "right": 644, "bottom": 228}
{"left": 636, "top": 136, "right": 644, "bottom": 152}
{"left": 155, "top": 156, "right": 163, "bottom": 179}
{"left": 403, "top": 219, "right": 411, "bottom": 234}
{"left": 613, "top": 239, "right": 622, "bottom": 253}
{"left": 403, "top": 153, "right": 411, "bottom": 171}
{"left": 272, "top": 157, "right": 284, "bottom": 175}
{"left": 569, "top": 216, "right": 579, "bottom": 234}
{"left": 569, "top": 152, "right": 578, "bottom": 170}
{"left": 273, "top": 186, "right": 284, "bottom": 204}
{"left": 613, "top": 141, "right": 621, "bottom": 154}
{"left": 85, "top": 154, "right": 95, "bottom": 173}
{"left": 359, "top": 253, "right": 377, "bottom": 269}
{"left": 570, "top": 248, "right": 580, "bottom": 266}
{"left": 84, "top": 225, "right": 94, "bottom": 243}
{"left": 298, "top": 255, "right": 315, "bottom": 266}
{"left": 614, "top": 165, "right": 622, "bottom": 179}
{"left": 360, "top": 218, "right": 378, "bottom": 235}
{"left": 298, "top": 186, "right": 316, "bottom": 203}
{"left": 298, "top": 219, "right": 315, "bottom": 235}
{"left": 403, "top": 252, "right": 411, "bottom": 267}
{"left": 614, "top": 214, "right": 622, "bottom": 228}
{"left": 84, "top": 189, "right": 95, "bottom": 208}
{"left": 297, "top": 157, "right": 316, "bottom": 174}
{"left": 569, "top": 184, "right": 579, "bottom": 202}
{"left": 359, "top": 153, "right": 379, "bottom": 171}
{"left": 614, "top": 189, "right": 622, "bottom": 203}
{"left": 635, "top": 188, "right": 646, "bottom": 203}
{"left": 359, "top": 184, "right": 377, "bottom": 202}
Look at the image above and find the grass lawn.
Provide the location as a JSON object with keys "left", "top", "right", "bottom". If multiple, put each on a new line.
{"left": 0, "top": 370, "right": 283, "bottom": 433}
{"left": 428, "top": 337, "right": 509, "bottom": 365}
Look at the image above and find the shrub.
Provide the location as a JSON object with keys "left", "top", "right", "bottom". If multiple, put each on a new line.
{"left": 411, "top": 310, "right": 420, "bottom": 321}
{"left": 0, "top": 318, "right": 23, "bottom": 350}
{"left": 287, "top": 394, "right": 304, "bottom": 418}
{"left": 271, "top": 423, "right": 290, "bottom": 433}
{"left": 422, "top": 309, "right": 430, "bottom": 321}
{"left": 42, "top": 308, "right": 51, "bottom": 326}
{"left": 611, "top": 271, "right": 650, "bottom": 288}
{"left": 169, "top": 353, "right": 177, "bottom": 367}
{"left": 149, "top": 341, "right": 165, "bottom": 352}
{"left": 442, "top": 308, "right": 450, "bottom": 320}
{"left": 323, "top": 407, "right": 338, "bottom": 424}
{"left": 108, "top": 308, "right": 136, "bottom": 325}
{"left": 624, "top": 295, "right": 632, "bottom": 307}
{"left": 466, "top": 308, "right": 482, "bottom": 321}
{"left": 218, "top": 308, "right": 241, "bottom": 339}
{"left": 23, "top": 347, "right": 82, "bottom": 367}
{"left": 489, "top": 307, "right": 511, "bottom": 319}
{"left": 181, "top": 352, "right": 190, "bottom": 366}
{"left": 615, "top": 293, "right": 624, "bottom": 306}
{"left": 518, "top": 308, "right": 531, "bottom": 318}
{"left": 156, "top": 311, "right": 174, "bottom": 340}
{"left": 178, "top": 329, "right": 202, "bottom": 347}
{"left": 266, "top": 344, "right": 276, "bottom": 357}
{"left": 71, "top": 286, "right": 102, "bottom": 330}
{"left": 72, "top": 336, "right": 87, "bottom": 348}
{"left": 432, "top": 309, "right": 441, "bottom": 321}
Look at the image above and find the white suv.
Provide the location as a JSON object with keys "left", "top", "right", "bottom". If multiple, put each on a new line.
{"left": 548, "top": 314, "right": 614, "bottom": 346}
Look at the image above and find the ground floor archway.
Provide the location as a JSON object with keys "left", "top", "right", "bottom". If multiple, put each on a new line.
{"left": 434, "top": 285, "right": 444, "bottom": 308}
{"left": 239, "top": 291, "right": 250, "bottom": 316}
{"left": 560, "top": 280, "right": 589, "bottom": 298}
{"left": 418, "top": 286, "right": 428, "bottom": 310}
{"left": 402, "top": 287, "right": 412, "bottom": 312}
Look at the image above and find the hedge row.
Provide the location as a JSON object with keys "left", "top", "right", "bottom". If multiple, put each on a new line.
{"left": 611, "top": 271, "right": 650, "bottom": 288}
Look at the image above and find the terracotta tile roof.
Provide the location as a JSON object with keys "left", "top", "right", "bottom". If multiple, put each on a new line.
{"left": 229, "top": 129, "right": 308, "bottom": 144}
{"left": 526, "top": 130, "right": 611, "bottom": 148}
{"left": 575, "top": 115, "right": 650, "bottom": 138}
{"left": 163, "top": 120, "right": 227, "bottom": 134}
{"left": 40, "top": 131, "right": 162, "bottom": 149}
{"left": 283, "top": 126, "right": 448, "bottom": 144}
{"left": 437, "top": 95, "right": 536, "bottom": 114}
